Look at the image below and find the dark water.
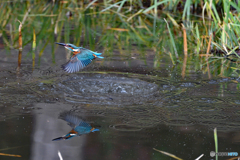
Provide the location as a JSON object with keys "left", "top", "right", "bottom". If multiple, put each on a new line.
{"left": 1, "top": 46, "right": 240, "bottom": 160}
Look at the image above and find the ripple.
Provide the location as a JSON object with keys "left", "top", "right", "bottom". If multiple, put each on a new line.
{"left": 58, "top": 74, "right": 160, "bottom": 105}
{"left": 165, "top": 119, "right": 195, "bottom": 126}
{"left": 110, "top": 124, "right": 142, "bottom": 131}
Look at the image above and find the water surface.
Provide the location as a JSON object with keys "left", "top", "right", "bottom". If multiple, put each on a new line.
{"left": 0, "top": 46, "right": 240, "bottom": 160}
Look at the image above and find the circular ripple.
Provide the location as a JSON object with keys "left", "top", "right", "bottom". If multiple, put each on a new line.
{"left": 110, "top": 124, "right": 142, "bottom": 131}
{"left": 165, "top": 119, "right": 195, "bottom": 126}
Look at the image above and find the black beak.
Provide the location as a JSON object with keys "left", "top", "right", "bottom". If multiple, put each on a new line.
{"left": 55, "top": 42, "right": 66, "bottom": 46}
{"left": 52, "top": 137, "right": 64, "bottom": 141}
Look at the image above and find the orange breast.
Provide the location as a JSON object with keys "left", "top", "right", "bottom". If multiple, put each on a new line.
{"left": 69, "top": 129, "right": 78, "bottom": 134}
{"left": 73, "top": 50, "right": 81, "bottom": 56}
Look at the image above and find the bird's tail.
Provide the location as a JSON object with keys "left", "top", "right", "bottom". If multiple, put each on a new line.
{"left": 93, "top": 52, "right": 104, "bottom": 59}
{"left": 91, "top": 128, "right": 100, "bottom": 132}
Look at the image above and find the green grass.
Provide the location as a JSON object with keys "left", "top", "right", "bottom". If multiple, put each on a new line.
{"left": 214, "top": 128, "right": 218, "bottom": 160}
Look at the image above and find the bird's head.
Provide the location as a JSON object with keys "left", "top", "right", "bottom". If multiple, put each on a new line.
{"left": 55, "top": 42, "right": 79, "bottom": 52}
{"left": 52, "top": 129, "right": 78, "bottom": 141}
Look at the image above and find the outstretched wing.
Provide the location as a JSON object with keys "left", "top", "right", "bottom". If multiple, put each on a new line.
{"left": 77, "top": 121, "right": 91, "bottom": 128}
{"left": 61, "top": 49, "right": 96, "bottom": 73}
{"left": 59, "top": 111, "right": 85, "bottom": 128}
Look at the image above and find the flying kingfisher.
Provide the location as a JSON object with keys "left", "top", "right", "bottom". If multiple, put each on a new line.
{"left": 55, "top": 42, "right": 104, "bottom": 73}
{"left": 52, "top": 111, "right": 99, "bottom": 141}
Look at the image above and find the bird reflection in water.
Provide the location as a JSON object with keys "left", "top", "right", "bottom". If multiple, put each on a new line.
{"left": 52, "top": 111, "right": 99, "bottom": 141}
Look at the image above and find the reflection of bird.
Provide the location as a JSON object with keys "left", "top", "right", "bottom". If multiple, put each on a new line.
{"left": 55, "top": 42, "right": 104, "bottom": 73}
{"left": 52, "top": 111, "right": 99, "bottom": 141}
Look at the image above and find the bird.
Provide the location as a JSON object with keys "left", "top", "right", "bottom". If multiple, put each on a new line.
{"left": 52, "top": 111, "right": 99, "bottom": 141}
{"left": 55, "top": 42, "right": 104, "bottom": 73}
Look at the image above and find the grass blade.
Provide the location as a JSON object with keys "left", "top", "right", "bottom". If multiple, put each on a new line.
{"left": 153, "top": 148, "right": 183, "bottom": 160}
{"left": 164, "top": 18, "right": 178, "bottom": 59}
{"left": 214, "top": 128, "right": 218, "bottom": 160}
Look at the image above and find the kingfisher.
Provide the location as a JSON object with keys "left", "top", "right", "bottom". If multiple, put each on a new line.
{"left": 55, "top": 42, "right": 104, "bottom": 73}
{"left": 52, "top": 111, "right": 99, "bottom": 141}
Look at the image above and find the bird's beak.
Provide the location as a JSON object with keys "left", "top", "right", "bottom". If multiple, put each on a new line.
{"left": 52, "top": 137, "right": 64, "bottom": 141}
{"left": 55, "top": 42, "right": 66, "bottom": 46}
{"left": 55, "top": 42, "right": 74, "bottom": 52}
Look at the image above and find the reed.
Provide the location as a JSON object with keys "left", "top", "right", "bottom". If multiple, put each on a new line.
{"left": 153, "top": 148, "right": 183, "bottom": 160}
{"left": 0, "top": 153, "right": 21, "bottom": 157}
{"left": 17, "top": 20, "right": 22, "bottom": 70}
{"left": 182, "top": 24, "right": 188, "bottom": 57}
{"left": 32, "top": 28, "right": 36, "bottom": 69}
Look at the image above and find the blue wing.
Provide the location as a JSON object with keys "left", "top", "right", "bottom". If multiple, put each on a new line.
{"left": 77, "top": 121, "right": 91, "bottom": 127}
{"left": 75, "top": 121, "right": 99, "bottom": 134}
{"left": 59, "top": 111, "right": 99, "bottom": 135}
{"left": 75, "top": 122, "right": 95, "bottom": 134}
{"left": 61, "top": 49, "right": 102, "bottom": 73}
{"left": 59, "top": 112, "right": 86, "bottom": 128}
{"left": 61, "top": 56, "right": 93, "bottom": 73}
